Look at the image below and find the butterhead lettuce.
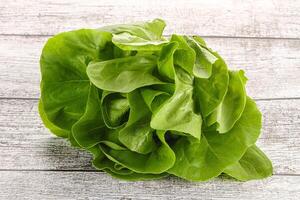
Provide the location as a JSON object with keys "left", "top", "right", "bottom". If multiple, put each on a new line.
{"left": 39, "top": 19, "right": 272, "bottom": 181}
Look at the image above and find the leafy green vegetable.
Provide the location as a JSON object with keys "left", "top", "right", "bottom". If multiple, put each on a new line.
{"left": 87, "top": 55, "right": 163, "bottom": 93}
{"left": 150, "top": 67, "right": 202, "bottom": 140}
{"left": 185, "top": 36, "right": 217, "bottom": 78}
{"left": 100, "top": 91, "right": 130, "bottom": 129}
{"left": 224, "top": 145, "right": 273, "bottom": 181}
{"left": 193, "top": 51, "right": 229, "bottom": 118}
{"left": 168, "top": 97, "right": 261, "bottom": 181}
{"left": 119, "top": 90, "right": 156, "bottom": 154}
{"left": 207, "top": 70, "right": 247, "bottom": 133}
{"left": 39, "top": 19, "right": 272, "bottom": 182}
{"left": 101, "top": 18, "right": 168, "bottom": 51}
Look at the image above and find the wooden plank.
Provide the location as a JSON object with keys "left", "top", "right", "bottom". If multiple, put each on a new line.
{"left": 0, "top": 99, "right": 299, "bottom": 175}
{"left": 0, "top": 0, "right": 299, "bottom": 38}
{"left": 0, "top": 99, "right": 93, "bottom": 170}
{"left": 0, "top": 171, "right": 299, "bottom": 200}
{"left": 0, "top": 36, "right": 300, "bottom": 99}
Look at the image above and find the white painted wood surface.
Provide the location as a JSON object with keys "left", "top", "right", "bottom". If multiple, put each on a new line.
{"left": 0, "top": 99, "right": 299, "bottom": 174}
{"left": 1, "top": 36, "right": 300, "bottom": 99}
{"left": 0, "top": 172, "right": 299, "bottom": 200}
{"left": 1, "top": 0, "right": 300, "bottom": 38}
{"left": 0, "top": 0, "right": 299, "bottom": 199}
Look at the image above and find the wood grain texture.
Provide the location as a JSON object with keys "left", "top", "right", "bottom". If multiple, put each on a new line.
{"left": 1, "top": 0, "right": 300, "bottom": 199}
{"left": 0, "top": 99, "right": 299, "bottom": 174}
{"left": 1, "top": 0, "right": 300, "bottom": 38}
{"left": 1, "top": 35, "right": 300, "bottom": 99}
{"left": 0, "top": 171, "right": 299, "bottom": 200}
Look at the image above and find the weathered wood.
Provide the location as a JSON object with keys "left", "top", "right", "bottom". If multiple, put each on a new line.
{"left": 0, "top": 99, "right": 299, "bottom": 174}
{"left": 0, "top": 171, "right": 299, "bottom": 200}
{"left": 0, "top": 99, "right": 93, "bottom": 170}
{"left": 0, "top": 0, "right": 300, "bottom": 38}
{"left": 0, "top": 0, "right": 299, "bottom": 199}
{"left": 1, "top": 35, "right": 300, "bottom": 99}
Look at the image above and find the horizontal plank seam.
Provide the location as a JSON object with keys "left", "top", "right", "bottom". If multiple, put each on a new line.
{"left": 254, "top": 97, "right": 300, "bottom": 101}
{"left": 0, "top": 169, "right": 298, "bottom": 177}
{"left": 0, "top": 169, "right": 99, "bottom": 172}
{"left": 1, "top": 33, "right": 300, "bottom": 41}
{"left": 199, "top": 35, "right": 300, "bottom": 41}
{"left": 1, "top": 97, "right": 300, "bottom": 101}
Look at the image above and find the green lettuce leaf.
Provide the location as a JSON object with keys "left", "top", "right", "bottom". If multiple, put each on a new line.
{"left": 185, "top": 36, "right": 218, "bottom": 78}
{"left": 224, "top": 145, "right": 273, "bottom": 181}
{"left": 101, "top": 18, "right": 168, "bottom": 51}
{"left": 87, "top": 55, "right": 164, "bottom": 93}
{"left": 72, "top": 85, "right": 106, "bottom": 148}
{"left": 151, "top": 67, "right": 202, "bottom": 140}
{"left": 119, "top": 90, "right": 156, "bottom": 154}
{"left": 193, "top": 52, "right": 229, "bottom": 118}
{"left": 168, "top": 97, "right": 262, "bottom": 181}
{"left": 39, "top": 19, "right": 272, "bottom": 182}
{"left": 100, "top": 130, "right": 176, "bottom": 174}
{"left": 207, "top": 70, "right": 247, "bottom": 133}
{"left": 100, "top": 91, "right": 130, "bottom": 128}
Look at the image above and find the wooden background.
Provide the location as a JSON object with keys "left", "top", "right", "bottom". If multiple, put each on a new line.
{"left": 0, "top": 0, "right": 299, "bottom": 199}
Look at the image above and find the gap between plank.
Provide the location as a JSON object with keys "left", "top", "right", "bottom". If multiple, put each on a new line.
{"left": 1, "top": 97, "right": 300, "bottom": 101}
{"left": 1, "top": 33, "right": 300, "bottom": 41}
{"left": 0, "top": 169, "right": 298, "bottom": 177}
